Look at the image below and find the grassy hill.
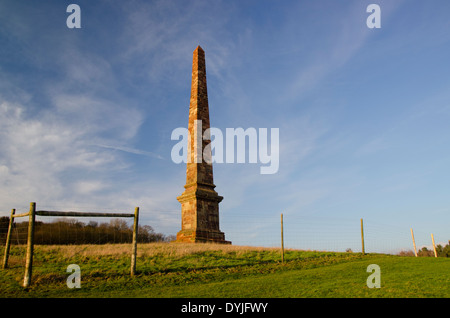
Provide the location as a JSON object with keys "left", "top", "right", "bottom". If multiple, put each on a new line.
{"left": 1, "top": 243, "right": 449, "bottom": 298}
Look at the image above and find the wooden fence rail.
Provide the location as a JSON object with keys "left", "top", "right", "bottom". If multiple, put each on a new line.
{"left": 35, "top": 211, "right": 135, "bottom": 218}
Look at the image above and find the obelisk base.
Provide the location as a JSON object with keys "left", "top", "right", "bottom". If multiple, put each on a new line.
{"left": 176, "top": 229, "right": 231, "bottom": 244}
{"left": 175, "top": 185, "right": 231, "bottom": 245}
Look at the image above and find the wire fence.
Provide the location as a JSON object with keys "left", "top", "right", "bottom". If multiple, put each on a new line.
{"left": 220, "top": 213, "right": 448, "bottom": 255}
{"left": 1, "top": 205, "right": 448, "bottom": 257}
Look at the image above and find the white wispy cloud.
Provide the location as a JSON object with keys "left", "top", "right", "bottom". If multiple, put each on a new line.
{"left": 95, "top": 144, "right": 164, "bottom": 160}
{"left": 116, "top": 0, "right": 238, "bottom": 87}
{"left": 0, "top": 92, "right": 143, "bottom": 210}
{"left": 280, "top": 0, "right": 406, "bottom": 103}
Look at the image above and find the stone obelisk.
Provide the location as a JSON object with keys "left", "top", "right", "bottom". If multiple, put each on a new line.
{"left": 176, "top": 46, "right": 230, "bottom": 244}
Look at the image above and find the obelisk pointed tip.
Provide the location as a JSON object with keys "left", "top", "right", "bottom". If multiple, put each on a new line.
{"left": 194, "top": 45, "right": 204, "bottom": 53}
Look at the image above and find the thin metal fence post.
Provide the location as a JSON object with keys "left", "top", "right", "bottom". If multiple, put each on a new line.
{"left": 361, "top": 218, "right": 365, "bottom": 255}
{"left": 281, "top": 213, "right": 284, "bottom": 263}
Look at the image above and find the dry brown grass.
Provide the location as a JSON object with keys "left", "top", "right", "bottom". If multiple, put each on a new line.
{"left": 137, "top": 242, "right": 282, "bottom": 258}
{"left": 34, "top": 242, "right": 282, "bottom": 259}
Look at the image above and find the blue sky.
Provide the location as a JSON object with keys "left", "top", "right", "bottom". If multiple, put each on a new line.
{"left": 1, "top": 0, "right": 449, "bottom": 253}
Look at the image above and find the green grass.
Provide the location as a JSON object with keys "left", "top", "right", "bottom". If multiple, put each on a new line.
{"left": 1, "top": 243, "right": 449, "bottom": 298}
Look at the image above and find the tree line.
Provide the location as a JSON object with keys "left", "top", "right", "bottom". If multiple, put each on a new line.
{"left": 397, "top": 241, "right": 450, "bottom": 257}
{"left": 416, "top": 243, "right": 450, "bottom": 257}
{"left": 0, "top": 216, "right": 175, "bottom": 245}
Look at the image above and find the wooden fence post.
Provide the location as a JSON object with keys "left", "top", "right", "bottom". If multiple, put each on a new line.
{"left": 280, "top": 213, "right": 284, "bottom": 263}
{"left": 361, "top": 218, "right": 365, "bottom": 255}
{"left": 130, "top": 207, "right": 139, "bottom": 276}
{"left": 410, "top": 228, "right": 417, "bottom": 257}
{"left": 23, "top": 202, "right": 36, "bottom": 288}
{"left": 431, "top": 233, "right": 437, "bottom": 258}
{"left": 2, "top": 209, "right": 15, "bottom": 269}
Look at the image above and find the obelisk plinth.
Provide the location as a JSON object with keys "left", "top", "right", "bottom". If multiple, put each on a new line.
{"left": 176, "top": 46, "right": 230, "bottom": 244}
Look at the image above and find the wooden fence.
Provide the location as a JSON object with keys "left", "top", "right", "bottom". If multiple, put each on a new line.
{"left": 2, "top": 202, "right": 139, "bottom": 288}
